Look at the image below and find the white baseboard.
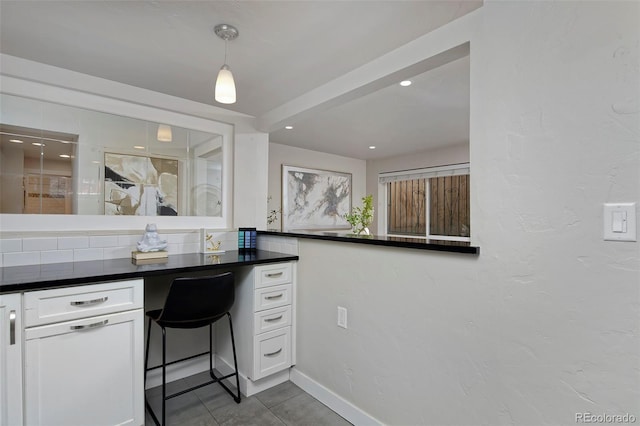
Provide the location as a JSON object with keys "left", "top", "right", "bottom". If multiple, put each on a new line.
{"left": 215, "top": 354, "right": 290, "bottom": 396}
{"left": 145, "top": 352, "right": 291, "bottom": 397}
{"left": 144, "top": 354, "right": 210, "bottom": 389}
{"left": 289, "top": 368, "right": 384, "bottom": 426}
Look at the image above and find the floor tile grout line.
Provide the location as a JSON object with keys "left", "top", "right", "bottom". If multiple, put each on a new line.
{"left": 147, "top": 374, "right": 353, "bottom": 426}
{"left": 258, "top": 391, "right": 302, "bottom": 411}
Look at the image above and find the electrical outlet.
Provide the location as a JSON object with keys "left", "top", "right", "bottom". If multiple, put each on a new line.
{"left": 337, "top": 306, "right": 347, "bottom": 329}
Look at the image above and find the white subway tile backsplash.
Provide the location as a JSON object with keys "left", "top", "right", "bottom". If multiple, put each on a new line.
{"left": 167, "top": 242, "right": 200, "bottom": 255}
{"left": 90, "top": 235, "right": 120, "bottom": 248}
{"left": 0, "top": 238, "right": 22, "bottom": 253}
{"left": 22, "top": 237, "right": 58, "bottom": 252}
{"left": 103, "top": 246, "right": 130, "bottom": 260}
{"left": 3, "top": 251, "right": 40, "bottom": 267}
{"left": 256, "top": 235, "right": 299, "bottom": 255}
{"left": 58, "top": 236, "right": 90, "bottom": 250}
{"left": 41, "top": 250, "right": 74, "bottom": 264}
{"left": 184, "top": 242, "right": 201, "bottom": 253}
{"left": 0, "top": 230, "right": 236, "bottom": 267}
{"left": 168, "top": 232, "right": 199, "bottom": 244}
{"left": 74, "top": 248, "right": 104, "bottom": 262}
{"left": 118, "top": 234, "right": 140, "bottom": 247}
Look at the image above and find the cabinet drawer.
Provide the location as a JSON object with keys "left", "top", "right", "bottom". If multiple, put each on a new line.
{"left": 254, "top": 306, "right": 291, "bottom": 335}
{"left": 255, "top": 263, "right": 292, "bottom": 289}
{"left": 252, "top": 327, "right": 291, "bottom": 380}
{"left": 254, "top": 284, "right": 291, "bottom": 312}
{"left": 24, "top": 279, "right": 144, "bottom": 327}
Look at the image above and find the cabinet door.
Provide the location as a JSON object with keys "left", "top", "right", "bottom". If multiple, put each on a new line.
{"left": 24, "top": 309, "right": 144, "bottom": 426}
{"left": 0, "top": 293, "right": 23, "bottom": 426}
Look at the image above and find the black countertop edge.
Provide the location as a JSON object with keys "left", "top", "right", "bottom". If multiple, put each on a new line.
{"left": 258, "top": 231, "right": 479, "bottom": 255}
{"left": 0, "top": 251, "right": 299, "bottom": 294}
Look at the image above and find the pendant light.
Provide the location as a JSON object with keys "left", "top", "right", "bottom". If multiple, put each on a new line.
{"left": 214, "top": 24, "right": 239, "bottom": 104}
{"left": 157, "top": 124, "right": 172, "bottom": 142}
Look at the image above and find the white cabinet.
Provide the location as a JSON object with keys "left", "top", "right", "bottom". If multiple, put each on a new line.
{"left": 23, "top": 279, "right": 144, "bottom": 426}
{"left": 0, "top": 293, "right": 23, "bottom": 426}
{"left": 217, "top": 262, "right": 296, "bottom": 395}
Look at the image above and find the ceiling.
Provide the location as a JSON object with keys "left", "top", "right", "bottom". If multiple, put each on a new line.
{"left": 0, "top": 1, "right": 479, "bottom": 160}
{"left": 0, "top": 124, "right": 77, "bottom": 162}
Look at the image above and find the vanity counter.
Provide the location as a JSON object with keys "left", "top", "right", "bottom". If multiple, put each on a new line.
{"left": 259, "top": 230, "right": 479, "bottom": 255}
{"left": 0, "top": 250, "right": 299, "bottom": 293}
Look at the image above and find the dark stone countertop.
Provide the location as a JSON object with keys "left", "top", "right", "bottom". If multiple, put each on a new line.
{"left": 259, "top": 230, "right": 479, "bottom": 255}
{"left": 0, "top": 250, "right": 298, "bottom": 294}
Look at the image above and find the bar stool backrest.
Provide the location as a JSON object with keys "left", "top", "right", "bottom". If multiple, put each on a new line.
{"left": 155, "top": 272, "right": 235, "bottom": 329}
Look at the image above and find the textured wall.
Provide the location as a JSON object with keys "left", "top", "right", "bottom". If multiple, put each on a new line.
{"left": 294, "top": 2, "right": 640, "bottom": 424}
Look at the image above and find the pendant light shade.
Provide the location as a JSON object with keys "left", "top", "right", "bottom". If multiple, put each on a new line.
{"left": 215, "top": 64, "right": 236, "bottom": 104}
{"left": 213, "top": 24, "right": 239, "bottom": 105}
{"left": 157, "top": 124, "right": 172, "bottom": 142}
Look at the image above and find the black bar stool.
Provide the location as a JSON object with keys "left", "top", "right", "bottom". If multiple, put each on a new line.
{"left": 144, "top": 272, "right": 241, "bottom": 426}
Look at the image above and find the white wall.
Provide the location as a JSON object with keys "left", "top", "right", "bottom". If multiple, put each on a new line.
{"left": 234, "top": 132, "right": 269, "bottom": 229}
{"left": 366, "top": 143, "right": 469, "bottom": 234}
{"left": 268, "top": 143, "right": 367, "bottom": 231}
{"left": 293, "top": 2, "right": 640, "bottom": 425}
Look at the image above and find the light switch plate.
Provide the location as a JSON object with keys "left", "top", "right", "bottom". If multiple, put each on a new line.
{"left": 604, "top": 203, "right": 636, "bottom": 241}
{"left": 337, "top": 306, "right": 347, "bottom": 329}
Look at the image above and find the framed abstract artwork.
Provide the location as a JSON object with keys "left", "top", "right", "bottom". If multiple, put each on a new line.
{"left": 282, "top": 165, "right": 352, "bottom": 231}
{"left": 104, "top": 152, "right": 178, "bottom": 216}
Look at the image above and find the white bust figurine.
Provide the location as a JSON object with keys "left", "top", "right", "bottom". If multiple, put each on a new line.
{"left": 136, "top": 223, "right": 168, "bottom": 252}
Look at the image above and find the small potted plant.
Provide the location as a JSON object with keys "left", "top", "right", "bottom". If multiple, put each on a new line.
{"left": 267, "top": 196, "right": 282, "bottom": 231}
{"left": 344, "top": 194, "right": 374, "bottom": 236}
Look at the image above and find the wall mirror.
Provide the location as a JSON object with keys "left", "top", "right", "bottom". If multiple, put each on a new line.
{"left": 0, "top": 91, "right": 233, "bottom": 231}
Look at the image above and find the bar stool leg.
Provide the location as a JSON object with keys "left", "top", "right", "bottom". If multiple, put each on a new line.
{"left": 227, "top": 313, "right": 241, "bottom": 403}
{"left": 209, "top": 323, "right": 214, "bottom": 374}
{"left": 162, "top": 327, "right": 167, "bottom": 426}
{"left": 144, "top": 317, "right": 152, "bottom": 387}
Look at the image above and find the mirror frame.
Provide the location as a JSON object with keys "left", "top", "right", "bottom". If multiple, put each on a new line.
{"left": 0, "top": 75, "right": 234, "bottom": 232}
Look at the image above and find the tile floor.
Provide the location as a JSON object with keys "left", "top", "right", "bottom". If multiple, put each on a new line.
{"left": 145, "top": 371, "right": 352, "bottom": 426}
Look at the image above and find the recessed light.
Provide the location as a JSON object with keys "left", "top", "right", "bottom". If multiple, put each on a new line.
{"left": 285, "top": 126, "right": 293, "bottom": 130}
{"left": 59, "top": 154, "right": 71, "bottom": 158}
{"left": 134, "top": 145, "right": 145, "bottom": 150}
{"left": 400, "top": 80, "right": 412, "bottom": 87}
{"left": 9, "top": 139, "right": 23, "bottom": 143}
{"left": 369, "top": 146, "right": 376, "bottom": 150}
{"left": 32, "top": 142, "right": 45, "bottom": 147}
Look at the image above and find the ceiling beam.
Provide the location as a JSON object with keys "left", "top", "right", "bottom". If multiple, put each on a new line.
{"left": 256, "top": 9, "right": 477, "bottom": 133}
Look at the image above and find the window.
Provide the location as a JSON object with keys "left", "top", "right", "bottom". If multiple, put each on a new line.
{"left": 380, "top": 163, "right": 470, "bottom": 241}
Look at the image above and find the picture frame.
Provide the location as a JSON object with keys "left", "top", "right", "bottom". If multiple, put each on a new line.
{"left": 281, "top": 165, "right": 352, "bottom": 231}
{"left": 104, "top": 152, "right": 178, "bottom": 216}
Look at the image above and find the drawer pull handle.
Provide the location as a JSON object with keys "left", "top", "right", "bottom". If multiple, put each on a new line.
{"left": 265, "top": 294, "right": 283, "bottom": 300}
{"left": 70, "top": 319, "right": 109, "bottom": 331}
{"left": 266, "top": 272, "right": 283, "bottom": 278}
{"left": 70, "top": 296, "right": 108, "bottom": 306}
{"left": 264, "top": 348, "right": 282, "bottom": 357}
{"left": 9, "top": 310, "right": 16, "bottom": 345}
{"left": 264, "top": 315, "right": 283, "bottom": 322}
